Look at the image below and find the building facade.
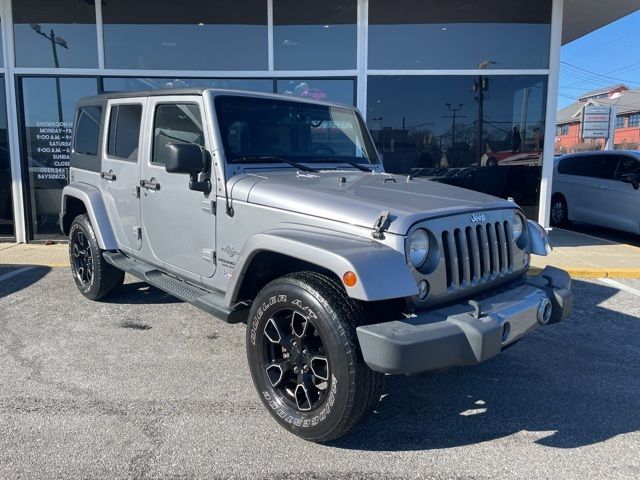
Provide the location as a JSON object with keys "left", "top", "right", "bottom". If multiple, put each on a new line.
{"left": 0, "top": 0, "right": 635, "bottom": 242}
{"left": 556, "top": 84, "right": 640, "bottom": 152}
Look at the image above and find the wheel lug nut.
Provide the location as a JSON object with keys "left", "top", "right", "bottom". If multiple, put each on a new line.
{"left": 303, "top": 365, "right": 309, "bottom": 372}
{"left": 283, "top": 352, "right": 289, "bottom": 359}
{"left": 293, "top": 366, "right": 299, "bottom": 373}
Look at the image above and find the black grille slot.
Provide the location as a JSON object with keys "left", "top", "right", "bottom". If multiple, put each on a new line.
{"left": 442, "top": 220, "right": 514, "bottom": 289}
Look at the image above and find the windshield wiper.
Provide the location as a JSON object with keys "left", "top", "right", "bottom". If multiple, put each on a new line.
{"left": 313, "top": 157, "right": 375, "bottom": 172}
{"left": 336, "top": 160, "right": 375, "bottom": 172}
{"left": 232, "top": 155, "right": 317, "bottom": 172}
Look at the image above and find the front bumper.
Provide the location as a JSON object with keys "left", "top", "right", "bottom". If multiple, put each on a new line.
{"left": 356, "top": 266, "right": 572, "bottom": 374}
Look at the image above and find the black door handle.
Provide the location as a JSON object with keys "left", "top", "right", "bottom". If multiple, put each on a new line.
{"left": 100, "top": 171, "right": 116, "bottom": 181}
{"left": 140, "top": 179, "right": 160, "bottom": 191}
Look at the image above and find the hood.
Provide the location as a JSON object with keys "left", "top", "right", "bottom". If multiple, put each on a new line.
{"left": 229, "top": 170, "right": 516, "bottom": 235}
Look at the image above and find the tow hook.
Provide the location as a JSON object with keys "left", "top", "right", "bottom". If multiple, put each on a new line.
{"left": 537, "top": 297, "right": 552, "bottom": 325}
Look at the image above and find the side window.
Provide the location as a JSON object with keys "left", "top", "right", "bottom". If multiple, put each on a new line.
{"left": 152, "top": 103, "right": 204, "bottom": 166}
{"left": 557, "top": 156, "right": 582, "bottom": 175}
{"left": 582, "top": 155, "right": 617, "bottom": 179}
{"left": 107, "top": 104, "right": 142, "bottom": 160}
{"left": 615, "top": 156, "right": 640, "bottom": 178}
{"left": 558, "top": 155, "right": 617, "bottom": 178}
{"left": 73, "top": 106, "right": 102, "bottom": 156}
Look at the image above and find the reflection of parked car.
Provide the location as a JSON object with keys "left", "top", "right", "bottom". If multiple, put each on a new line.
{"left": 551, "top": 151, "right": 640, "bottom": 234}
{"left": 481, "top": 150, "right": 541, "bottom": 167}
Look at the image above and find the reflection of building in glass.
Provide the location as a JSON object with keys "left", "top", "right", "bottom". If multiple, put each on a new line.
{"left": 1, "top": 0, "right": 636, "bottom": 241}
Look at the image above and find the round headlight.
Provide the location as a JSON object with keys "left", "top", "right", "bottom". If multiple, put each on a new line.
{"left": 408, "top": 229, "right": 430, "bottom": 267}
{"left": 512, "top": 214, "right": 525, "bottom": 243}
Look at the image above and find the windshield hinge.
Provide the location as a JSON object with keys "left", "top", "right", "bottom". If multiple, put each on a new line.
{"left": 372, "top": 211, "right": 391, "bottom": 239}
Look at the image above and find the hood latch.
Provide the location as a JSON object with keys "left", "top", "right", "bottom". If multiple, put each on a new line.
{"left": 372, "top": 211, "right": 391, "bottom": 239}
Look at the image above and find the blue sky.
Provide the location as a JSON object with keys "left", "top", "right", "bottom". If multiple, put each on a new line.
{"left": 558, "top": 10, "right": 640, "bottom": 109}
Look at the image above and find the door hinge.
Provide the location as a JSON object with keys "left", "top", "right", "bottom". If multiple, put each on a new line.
{"left": 131, "top": 186, "right": 140, "bottom": 198}
{"left": 201, "top": 199, "right": 216, "bottom": 215}
{"left": 132, "top": 226, "right": 142, "bottom": 239}
{"left": 202, "top": 248, "right": 216, "bottom": 263}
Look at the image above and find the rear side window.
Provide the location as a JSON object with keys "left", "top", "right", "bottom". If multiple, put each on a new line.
{"left": 73, "top": 106, "right": 102, "bottom": 156}
{"left": 152, "top": 103, "right": 204, "bottom": 166}
{"left": 107, "top": 104, "right": 142, "bottom": 160}
{"left": 558, "top": 155, "right": 617, "bottom": 179}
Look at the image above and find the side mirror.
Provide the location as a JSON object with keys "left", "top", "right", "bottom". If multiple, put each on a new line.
{"left": 165, "top": 143, "right": 211, "bottom": 194}
{"left": 620, "top": 173, "right": 640, "bottom": 190}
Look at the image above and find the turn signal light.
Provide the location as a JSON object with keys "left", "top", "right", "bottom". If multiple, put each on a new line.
{"left": 343, "top": 271, "right": 357, "bottom": 287}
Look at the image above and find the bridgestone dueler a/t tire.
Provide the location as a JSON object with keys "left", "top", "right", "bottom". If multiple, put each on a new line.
{"left": 246, "top": 271, "right": 384, "bottom": 442}
{"left": 69, "top": 214, "right": 124, "bottom": 301}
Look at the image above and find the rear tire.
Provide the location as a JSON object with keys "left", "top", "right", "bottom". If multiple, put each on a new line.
{"left": 246, "top": 271, "right": 384, "bottom": 442}
{"left": 69, "top": 214, "right": 124, "bottom": 300}
{"left": 550, "top": 194, "right": 570, "bottom": 227}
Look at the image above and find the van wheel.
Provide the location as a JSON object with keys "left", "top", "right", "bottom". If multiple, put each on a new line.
{"left": 550, "top": 194, "right": 570, "bottom": 227}
{"left": 69, "top": 214, "right": 124, "bottom": 300}
{"left": 246, "top": 272, "right": 384, "bottom": 442}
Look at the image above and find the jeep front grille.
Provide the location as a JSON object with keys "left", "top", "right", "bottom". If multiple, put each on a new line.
{"left": 441, "top": 221, "right": 513, "bottom": 289}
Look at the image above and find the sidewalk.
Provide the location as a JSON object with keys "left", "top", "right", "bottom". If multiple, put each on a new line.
{"left": 530, "top": 228, "right": 640, "bottom": 278}
{"left": 1, "top": 228, "right": 639, "bottom": 277}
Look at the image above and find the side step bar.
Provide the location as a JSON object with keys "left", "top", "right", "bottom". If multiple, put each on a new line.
{"left": 103, "top": 252, "right": 249, "bottom": 323}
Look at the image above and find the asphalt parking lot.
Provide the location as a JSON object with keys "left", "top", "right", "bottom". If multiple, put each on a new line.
{"left": 1, "top": 266, "right": 640, "bottom": 479}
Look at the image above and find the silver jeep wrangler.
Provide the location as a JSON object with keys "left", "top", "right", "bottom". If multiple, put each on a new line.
{"left": 61, "top": 88, "right": 572, "bottom": 442}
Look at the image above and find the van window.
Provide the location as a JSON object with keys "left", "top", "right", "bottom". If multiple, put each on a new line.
{"left": 152, "top": 103, "right": 204, "bottom": 166}
{"left": 73, "top": 106, "right": 102, "bottom": 156}
{"left": 558, "top": 155, "right": 617, "bottom": 179}
{"left": 107, "top": 104, "right": 142, "bottom": 160}
{"left": 615, "top": 156, "right": 640, "bottom": 178}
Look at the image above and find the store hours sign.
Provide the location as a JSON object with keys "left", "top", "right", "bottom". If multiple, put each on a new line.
{"left": 28, "top": 120, "right": 73, "bottom": 189}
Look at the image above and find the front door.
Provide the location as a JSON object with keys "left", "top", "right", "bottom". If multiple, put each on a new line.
{"left": 100, "top": 99, "right": 145, "bottom": 251}
{"left": 140, "top": 96, "right": 216, "bottom": 278}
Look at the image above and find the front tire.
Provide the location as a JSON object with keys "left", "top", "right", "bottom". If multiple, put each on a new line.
{"left": 246, "top": 272, "right": 384, "bottom": 442}
{"left": 69, "top": 214, "right": 124, "bottom": 300}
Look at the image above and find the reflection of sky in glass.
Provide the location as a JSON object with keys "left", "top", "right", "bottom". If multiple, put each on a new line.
{"left": 102, "top": 77, "right": 273, "bottom": 94}
{"left": 22, "top": 77, "right": 98, "bottom": 127}
{"left": 14, "top": 23, "right": 98, "bottom": 68}
{"left": 104, "top": 25, "right": 268, "bottom": 70}
{"left": 277, "top": 79, "right": 355, "bottom": 106}
{"left": 369, "top": 23, "right": 550, "bottom": 69}
{"left": 274, "top": 25, "right": 356, "bottom": 70}
{"left": 367, "top": 76, "right": 546, "bottom": 137}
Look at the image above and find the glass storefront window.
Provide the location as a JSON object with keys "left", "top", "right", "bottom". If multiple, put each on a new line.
{"left": 13, "top": 0, "right": 98, "bottom": 68}
{"left": 367, "top": 75, "right": 547, "bottom": 216}
{"left": 368, "top": 0, "right": 551, "bottom": 70}
{"left": 276, "top": 79, "right": 355, "bottom": 106}
{"left": 274, "top": 0, "right": 357, "bottom": 70}
{"left": 102, "top": 77, "right": 273, "bottom": 94}
{"left": 102, "top": 0, "right": 268, "bottom": 70}
{"left": 0, "top": 77, "right": 13, "bottom": 240}
{"left": 20, "top": 77, "right": 99, "bottom": 239}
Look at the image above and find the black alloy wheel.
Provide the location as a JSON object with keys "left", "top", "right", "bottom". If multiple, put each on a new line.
{"left": 71, "top": 228, "right": 94, "bottom": 287}
{"left": 263, "top": 307, "right": 330, "bottom": 412}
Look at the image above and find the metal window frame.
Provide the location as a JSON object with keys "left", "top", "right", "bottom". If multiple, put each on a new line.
{"left": 0, "top": 0, "right": 562, "bottom": 242}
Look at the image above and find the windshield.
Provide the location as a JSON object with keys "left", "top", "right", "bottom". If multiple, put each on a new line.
{"left": 215, "top": 95, "right": 378, "bottom": 165}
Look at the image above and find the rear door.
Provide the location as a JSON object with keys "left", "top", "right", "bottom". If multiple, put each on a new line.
{"left": 100, "top": 99, "right": 146, "bottom": 251}
{"left": 603, "top": 155, "right": 640, "bottom": 233}
{"left": 139, "top": 95, "right": 216, "bottom": 278}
